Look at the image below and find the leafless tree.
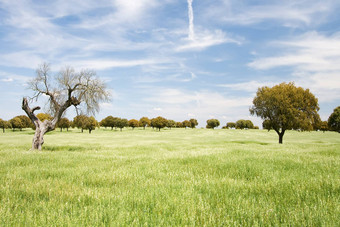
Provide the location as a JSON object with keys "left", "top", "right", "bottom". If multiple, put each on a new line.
{"left": 22, "top": 63, "right": 110, "bottom": 150}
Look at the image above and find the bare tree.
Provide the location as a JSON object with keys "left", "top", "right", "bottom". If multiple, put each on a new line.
{"left": 22, "top": 63, "right": 110, "bottom": 150}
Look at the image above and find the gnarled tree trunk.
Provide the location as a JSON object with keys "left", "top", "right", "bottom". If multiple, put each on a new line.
{"left": 22, "top": 98, "right": 60, "bottom": 150}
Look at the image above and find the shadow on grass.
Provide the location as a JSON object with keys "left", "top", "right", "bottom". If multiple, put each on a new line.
{"left": 225, "top": 141, "right": 270, "bottom": 146}
{"left": 43, "top": 145, "right": 86, "bottom": 152}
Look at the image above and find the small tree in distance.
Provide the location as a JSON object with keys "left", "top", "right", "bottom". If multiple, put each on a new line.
{"left": 139, "top": 117, "right": 151, "bottom": 130}
{"left": 189, "top": 118, "right": 198, "bottom": 129}
{"left": 128, "top": 119, "right": 139, "bottom": 130}
{"left": 206, "top": 119, "right": 220, "bottom": 129}
{"left": 152, "top": 116, "right": 168, "bottom": 131}
{"left": 226, "top": 122, "right": 236, "bottom": 129}
{"left": 116, "top": 118, "right": 128, "bottom": 131}
{"left": 0, "top": 119, "right": 11, "bottom": 133}
{"left": 250, "top": 82, "right": 320, "bottom": 144}
{"left": 328, "top": 106, "right": 340, "bottom": 133}
{"left": 182, "top": 120, "right": 191, "bottom": 129}
{"left": 167, "top": 120, "right": 176, "bottom": 129}
{"left": 58, "top": 118, "right": 70, "bottom": 131}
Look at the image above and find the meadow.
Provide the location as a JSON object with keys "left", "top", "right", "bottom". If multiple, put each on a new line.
{"left": 0, "top": 128, "right": 339, "bottom": 226}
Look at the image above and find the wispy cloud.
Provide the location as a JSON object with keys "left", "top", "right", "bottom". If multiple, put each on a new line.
{"left": 187, "top": 0, "right": 195, "bottom": 40}
{"left": 206, "top": 0, "right": 338, "bottom": 27}
{"left": 249, "top": 31, "right": 340, "bottom": 102}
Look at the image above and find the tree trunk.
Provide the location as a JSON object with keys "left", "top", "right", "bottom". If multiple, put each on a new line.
{"left": 278, "top": 130, "right": 285, "bottom": 144}
{"left": 2, "top": 127, "right": 4, "bottom": 133}
{"left": 60, "top": 128, "right": 62, "bottom": 132}
{"left": 22, "top": 98, "right": 58, "bottom": 150}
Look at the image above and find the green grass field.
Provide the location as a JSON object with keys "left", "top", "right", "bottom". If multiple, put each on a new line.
{"left": 0, "top": 128, "right": 339, "bottom": 226}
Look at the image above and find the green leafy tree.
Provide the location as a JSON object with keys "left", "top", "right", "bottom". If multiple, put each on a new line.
{"left": 100, "top": 116, "right": 116, "bottom": 130}
{"left": 116, "top": 118, "right": 128, "bottom": 131}
{"left": 176, "top": 122, "right": 183, "bottom": 128}
{"left": 36, "top": 113, "right": 53, "bottom": 122}
{"left": 226, "top": 122, "right": 236, "bottom": 129}
{"left": 139, "top": 117, "right": 151, "bottom": 130}
{"left": 189, "top": 118, "right": 198, "bottom": 129}
{"left": 320, "top": 121, "right": 328, "bottom": 133}
{"left": 262, "top": 119, "right": 272, "bottom": 131}
{"left": 0, "top": 118, "right": 11, "bottom": 133}
{"left": 328, "top": 106, "right": 340, "bottom": 133}
{"left": 182, "top": 120, "right": 191, "bottom": 129}
{"left": 128, "top": 119, "right": 139, "bottom": 130}
{"left": 167, "top": 120, "right": 176, "bottom": 129}
{"left": 10, "top": 117, "right": 24, "bottom": 131}
{"left": 250, "top": 82, "right": 320, "bottom": 144}
{"left": 57, "top": 118, "right": 71, "bottom": 132}
{"left": 206, "top": 119, "right": 220, "bottom": 129}
{"left": 17, "top": 115, "right": 33, "bottom": 129}
{"left": 245, "top": 120, "right": 254, "bottom": 129}
{"left": 152, "top": 116, "right": 168, "bottom": 131}
{"left": 84, "top": 116, "right": 97, "bottom": 134}
{"left": 236, "top": 120, "right": 246, "bottom": 129}
{"left": 73, "top": 115, "right": 88, "bottom": 133}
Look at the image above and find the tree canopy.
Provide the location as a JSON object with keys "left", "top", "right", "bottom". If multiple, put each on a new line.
{"left": 250, "top": 82, "right": 320, "bottom": 143}
{"left": 206, "top": 119, "right": 220, "bottom": 129}
{"left": 189, "top": 118, "right": 198, "bottom": 129}
{"left": 152, "top": 116, "right": 168, "bottom": 131}
{"left": 328, "top": 106, "right": 340, "bottom": 133}
{"left": 139, "top": 117, "right": 151, "bottom": 130}
{"left": 128, "top": 119, "right": 139, "bottom": 129}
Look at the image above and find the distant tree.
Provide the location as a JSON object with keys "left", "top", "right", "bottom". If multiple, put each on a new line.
{"left": 250, "top": 82, "right": 320, "bottom": 144}
{"left": 152, "top": 116, "right": 168, "bottom": 131}
{"left": 100, "top": 116, "right": 116, "bottom": 130}
{"left": 226, "top": 122, "right": 236, "bottom": 129}
{"left": 245, "top": 120, "right": 254, "bottom": 129}
{"left": 328, "top": 106, "right": 340, "bottom": 133}
{"left": 167, "top": 120, "right": 176, "bottom": 129}
{"left": 36, "top": 113, "right": 53, "bottom": 122}
{"left": 236, "top": 119, "right": 253, "bottom": 129}
{"left": 176, "top": 122, "right": 183, "bottom": 128}
{"left": 254, "top": 126, "right": 259, "bottom": 129}
{"left": 57, "top": 118, "right": 70, "bottom": 132}
{"left": 0, "top": 118, "right": 11, "bottom": 133}
{"left": 206, "top": 119, "right": 220, "bottom": 129}
{"left": 320, "top": 121, "right": 328, "bottom": 133}
{"left": 189, "top": 118, "right": 198, "bottom": 129}
{"left": 84, "top": 116, "right": 97, "bottom": 134}
{"left": 73, "top": 115, "right": 88, "bottom": 133}
{"left": 222, "top": 126, "right": 228, "bottom": 129}
{"left": 139, "top": 117, "right": 151, "bottom": 130}
{"left": 116, "top": 118, "right": 128, "bottom": 131}
{"left": 22, "top": 63, "right": 110, "bottom": 150}
{"left": 128, "top": 119, "right": 139, "bottom": 130}
{"left": 10, "top": 117, "right": 24, "bottom": 131}
{"left": 236, "top": 120, "right": 246, "bottom": 129}
{"left": 182, "top": 120, "right": 191, "bottom": 129}
{"left": 17, "top": 115, "right": 33, "bottom": 129}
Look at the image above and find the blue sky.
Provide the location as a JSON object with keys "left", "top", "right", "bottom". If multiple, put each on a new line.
{"left": 0, "top": 0, "right": 339, "bottom": 127}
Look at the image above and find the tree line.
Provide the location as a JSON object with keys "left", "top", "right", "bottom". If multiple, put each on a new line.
{"left": 1, "top": 106, "right": 339, "bottom": 136}
{"left": 3, "top": 63, "right": 340, "bottom": 149}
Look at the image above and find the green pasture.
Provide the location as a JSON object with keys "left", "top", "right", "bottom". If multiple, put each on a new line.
{"left": 0, "top": 128, "right": 339, "bottom": 226}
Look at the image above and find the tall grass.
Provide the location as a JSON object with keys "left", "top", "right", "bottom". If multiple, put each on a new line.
{"left": 0, "top": 128, "right": 339, "bottom": 226}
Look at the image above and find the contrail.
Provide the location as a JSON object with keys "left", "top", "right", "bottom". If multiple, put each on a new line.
{"left": 187, "top": 0, "right": 194, "bottom": 40}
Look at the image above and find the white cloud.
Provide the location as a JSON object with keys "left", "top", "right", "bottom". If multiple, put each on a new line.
{"left": 248, "top": 31, "right": 340, "bottom": 102}
{"left": 218, "top": 81, "right": 276, "bottom": 93}
{"left": 176, "top": 29, "right": 241, "bottom": 52}
{"left": 187, "top": 0, "right": 195, "bottom": 40}
{"left": 207, "top": 0, "right": 337, "bottom": 27}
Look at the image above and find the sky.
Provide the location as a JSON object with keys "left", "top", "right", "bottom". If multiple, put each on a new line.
{"left": 0, "top": 0, "right": 339, "bottom": 128}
